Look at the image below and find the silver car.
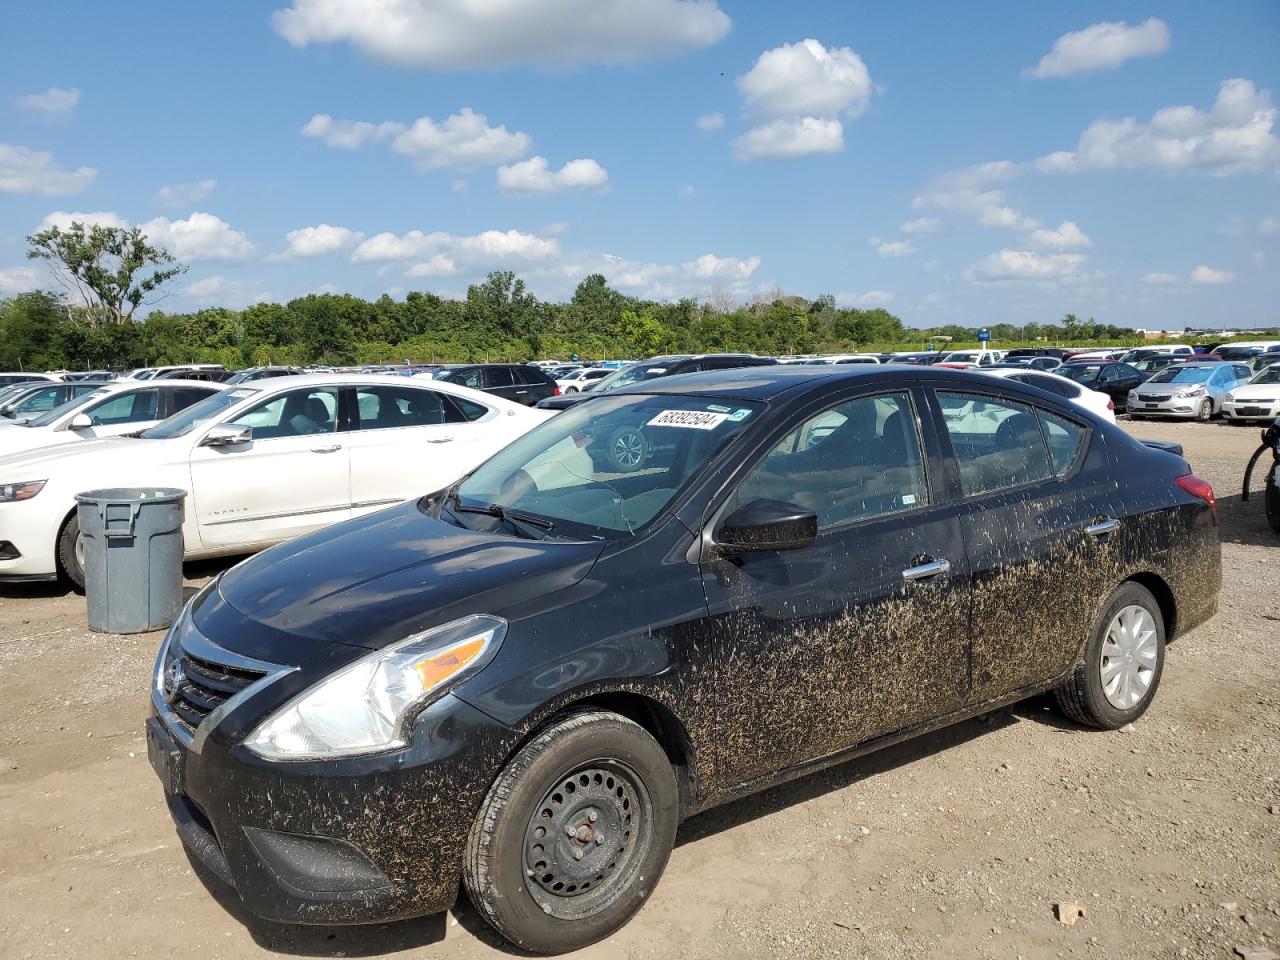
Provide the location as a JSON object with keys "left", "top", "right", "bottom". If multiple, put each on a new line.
{"left": 1127, "top": 362, "right": 1253, "bottom": 421}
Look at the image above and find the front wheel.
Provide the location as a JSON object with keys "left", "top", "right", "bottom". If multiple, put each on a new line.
{"left": 56, "top": 512, "right": 86, "bottom": 592}
{"left": 464, "top": 710, "right": 678, "bottom": 954}
{"left": 1266, "top": 464, "right": 1280, "bottom": 534}
{"left": 1054, "top": 582, "right": 1165, "bottom": 729}
{"left": 1196, "top": 398, "right": 1212, "bottom": 422}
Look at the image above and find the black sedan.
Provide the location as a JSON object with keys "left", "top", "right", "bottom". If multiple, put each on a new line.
{"left": 1058, "top": 361, "right": 1146, "bottom": 410}
{"left": 147, "top": 366, "right": 1220, "bottom": 953}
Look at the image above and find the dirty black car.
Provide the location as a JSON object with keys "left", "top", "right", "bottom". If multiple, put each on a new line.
{"left": 147, "top": 366, "right": 1221, "bottom": 953}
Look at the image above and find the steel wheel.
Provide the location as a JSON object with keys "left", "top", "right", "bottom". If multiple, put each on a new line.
{"left": 1099, "top": 604, "right": 1158, "bottom": 709}
{"left": 523, "top": 759, "right": 652, "bottom": 921}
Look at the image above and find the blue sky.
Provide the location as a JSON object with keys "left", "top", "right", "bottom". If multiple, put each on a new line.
{"left": 1, "top": 0, "right": 1277, "bottom": 331}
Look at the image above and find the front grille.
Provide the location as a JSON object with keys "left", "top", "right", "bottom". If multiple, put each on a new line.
{"left": 1141, "top": 394, "right": 1172, "bottom": 402}
{"left": 170, "top": 649, "right": 266, "bottom": 733}
{"left": 1237, "top": 406, "right": 1270, "bottom": 416}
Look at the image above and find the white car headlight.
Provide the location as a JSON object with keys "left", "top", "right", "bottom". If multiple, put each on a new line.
{"left": 1177, "top": 386, "right": 1207, "bottom": 397}
{"left": 0, "top": 480, "right": 46, "bottom": 503}
{"left": 244, "top": 614, "right": 506, "bottom": 761}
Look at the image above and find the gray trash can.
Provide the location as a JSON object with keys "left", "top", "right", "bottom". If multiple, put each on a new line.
{"left": 75, "top": 487, "right": 187, "bottom": 634}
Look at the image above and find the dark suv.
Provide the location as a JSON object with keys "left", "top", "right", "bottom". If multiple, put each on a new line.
{"left": 538, "top": 354, "right": 777, "bottom": 411}
{"left": 432, "top": 364, "right": 559, "bottom": 406}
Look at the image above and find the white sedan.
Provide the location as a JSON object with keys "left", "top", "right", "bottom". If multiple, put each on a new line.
{"left": 1221, "top": 363, "right": 1280, "bottom": 423}
{"left": 556, "top": 367, "right": 611, "bottom": 393}
{"left": 0, "top": 375, "right": 548, "bottom": 588}
{"left": 0, "top": 379, "right": 221, "bottom": 458}
{"left": 976, "top": 367, "right": 1116, "bottom": 422}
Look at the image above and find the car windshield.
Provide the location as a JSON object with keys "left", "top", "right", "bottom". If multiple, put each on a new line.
{"left": 137, "top": 387, "right": 252, "bottom": 439}
{"left": 23, "top": 388, "right": 113, "bottom": 427}
{"left": 1249, "top": 365, "right": 1280, "bottom": 385}
{"left": 589, "top": 361, "right": 681, "bottom": 392}
{"left": 1132, "top": 359, "right": 1169, "bottom": 372}
{"left": 454, "top": 393, "right": 761, "bottom": 539}
{"left": 224, "top": 370, "right": 258, "bottom": 384}
{"left": 1148, "top": 367, "right": 1214, "bottom": 384}
{"left": 1059, "top": 364, "right": 1103, "bottom": 382}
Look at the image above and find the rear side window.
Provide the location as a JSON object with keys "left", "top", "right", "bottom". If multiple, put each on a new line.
{"left": 484, "top": 367, "right": 516, "bottom": 388}
{"left": 449, "top": 395, "right": 490, "bottom": 422}
{"left": 516, "top": 366, "right": 551, "bottom": 385}
{"left": 734, "top": 392, "right": 928, "bottom": 529}
{"left": 938, "top": 393, "right": 1053, "bottom": 496}
{"left": 169, "top": 387, "right": 214, "bottom": 412}
{"left": 355, "top": 384, "right": 471, "bottom": 429}
{"left": 1040, "top": 410, "right": 1086, "bottom": 475}
{"left": 1023, "top": 373, "right": 1078, "bottom": 398}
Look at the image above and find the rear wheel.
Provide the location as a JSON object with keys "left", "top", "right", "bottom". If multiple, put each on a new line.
{"left": 464, "top": 710, "right": 678, "bottom": 953}
{"left": 56, "top": 512, "right": 85, "bottom": 592}
{"left": 1196, "top": 398, "right": 1212, "bottom": 422}
{"left": 1055, "top": 582, "right": 1165, "bottom": 729}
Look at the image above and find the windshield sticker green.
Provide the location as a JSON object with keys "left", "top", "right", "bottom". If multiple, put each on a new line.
{"left": 728, "top": 408, "right": 752, "bottom": 422}
{"left": 647, "top": 409, "right": 731, "bottom": 430}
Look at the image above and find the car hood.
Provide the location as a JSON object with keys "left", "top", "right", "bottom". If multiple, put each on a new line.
{"left": 0, "top": 426, "right": 72, "bottom": 457}
{"left": 0, "top": 434, "right": 166, "bottom": 472}
{"left": 213, "top": 499, "right": 607, "bottom": 652}
{"left": 537, "top": 392, "right": 597, "bottom": 411}
{"left": 1229, "top": 384, "right": 1280, "bottom": 399}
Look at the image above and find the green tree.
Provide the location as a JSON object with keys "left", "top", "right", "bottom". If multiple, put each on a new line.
{"left": 26, "top": 222, "right": 186, "bottom": 327}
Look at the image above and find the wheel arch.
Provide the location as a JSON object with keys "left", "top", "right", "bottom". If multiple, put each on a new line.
{"left": 1122, "top": 571, "right": 1178, "bottom": 640}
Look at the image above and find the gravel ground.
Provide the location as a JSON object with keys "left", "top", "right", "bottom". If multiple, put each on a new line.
{"left": 0, "top": 417, "right": 1276, "bottom": 960}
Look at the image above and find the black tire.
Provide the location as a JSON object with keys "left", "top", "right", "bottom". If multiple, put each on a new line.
{"left": 1196, "top": 398, "right": 1212, "bottom": 422}
{"left": 1266, "top": 467, "right": 1280, "bottom": 534}
{"left": 601, "top": 425, "right": 648, "bottom": 473}
{"left": 1055, "top": 582, "right": 1165, "bottom": 730}
{"left": 464, "top": 710, "right": 678, "bottom": 954}
{"left": 56, "top": 511, "right": 85, "bottom": 592}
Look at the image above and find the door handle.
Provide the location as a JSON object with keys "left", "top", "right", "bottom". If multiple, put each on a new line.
{"left": 515, "top": 389, "right": 529, "bottom": 395}
{"left": 426, "top": 436, "right": 454, "bottom": 444}
{"left": 310, "top": 444, "right": 342, "bottom": 454}
{"left": 902, "top": 558, "right": 951, "bottom": 581}
{"left": 1085, "top": 518, "right": 1120, "bottom": 537}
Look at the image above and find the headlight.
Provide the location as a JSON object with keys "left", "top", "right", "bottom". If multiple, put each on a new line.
{"left": 1177, "top": 386, "right": 1207, "bottom": 397}
{"left": 0, "top": 480, "right": 46, "bottom": 502}
{"left": 244, "top": 614, "right": 506, "bottom": 760}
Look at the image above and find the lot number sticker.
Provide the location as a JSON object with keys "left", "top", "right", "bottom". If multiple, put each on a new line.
{"left": 647, "top": 409, "right": 731, "bottom": 430}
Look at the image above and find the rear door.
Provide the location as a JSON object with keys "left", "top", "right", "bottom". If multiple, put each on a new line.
{"left": 482, "top": 366, "right": 521, "bottom": 403}
{"left": 700, "top": 387, "right": 972, "bottom": 787}
{"left": 344, "top": 382, "right": 491, "bottom": 513}
{"left": 514, "top": 366, "right": 555, "bottom": 404}
{"left": 931, "top": 388, "right": 1118, "bottom": 700}
{"left": 189, "top": 385, "right": 349, "bottom": 550}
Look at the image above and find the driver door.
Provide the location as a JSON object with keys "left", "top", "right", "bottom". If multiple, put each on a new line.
{"left": 699, "top": 388, "right": 971, "bottom": 788}
{"left": 189, "top": 385, "right": 350, "bottom": 551}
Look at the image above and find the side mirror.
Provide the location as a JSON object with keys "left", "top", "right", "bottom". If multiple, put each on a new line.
{"left": 201, "top": 424, "right": 252, "bottom": 448}
{"left": 716, "top": 498, "right": 818, "bottom": 554}
{"left": 68, "top": 413, "right": 93, "bottom": 430}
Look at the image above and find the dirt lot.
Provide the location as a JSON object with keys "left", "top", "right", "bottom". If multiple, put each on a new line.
{"left": 1, "top": 417, "right": 1277, "bottom": 960}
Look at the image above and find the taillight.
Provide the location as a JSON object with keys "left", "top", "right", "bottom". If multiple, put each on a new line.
{"left": 1175, "top": 473, "right": 1216, "bottom": 522}
{"left": 553, "top": 386, "right": 561, "bottom": 396}
{"left": 1107, "top": 399, "right": 1115, "bottom": 411}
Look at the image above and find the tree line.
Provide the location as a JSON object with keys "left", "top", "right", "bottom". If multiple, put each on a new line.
{"left": 4, "top": 221, "right": 1151, "bottom": 371}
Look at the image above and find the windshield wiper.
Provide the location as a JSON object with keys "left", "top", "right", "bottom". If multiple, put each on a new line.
{"left": 446, "top": 490, "right": 554, "bottom": 540}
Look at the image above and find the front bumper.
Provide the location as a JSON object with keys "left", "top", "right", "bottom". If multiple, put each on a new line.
{"left": 1220, "top": 399, "right": 1280, "bottom": 421}
{"left": 148, "top": 608, "right": 517, "bottom": 925}
{"left": 1127, "top": 394, "right": 1208, "bottom": 417}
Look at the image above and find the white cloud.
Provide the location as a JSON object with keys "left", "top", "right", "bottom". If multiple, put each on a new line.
{"left": 1036, "top": 78, "right": 1280, "bottom": 176}
{"left": 0, "top": 143, "right": 95, "bottom": 195}
{"left": 679, "top": 183, "right": 697, "bottom": 197}
{"left": 1028, "top": 18, "right": 1170, "bottom": 79}
{"left": 39, "top": 210, "right": 128, "bottom": 232}
{"left": 695, "top": 112, "right": 725, "bottom": 132}
{"left": 139, "top": 212, "right": 254, "bottom": 260}
{"left": 282, "top": 223, "right": 364, "bottom": 257}
{"left": 496, "top": 156, "right": 609, "bottom": 196}
{"left": 967, "top": 249, "right": 1086, "bottom": 283}
{"left": 303, "top": 108, "right": 531, "bottom": 170}
{"left": 451, "top": 178, "right": 468, "bottom": 193}
{"left": 683, "top": 253, "right": 761, "bottom": 280}
{"left": 900, "top": 217, "right": 940, "bottom": 234}
{"left": 1141, "top": 272, "right": 1180, "bottom": 285}
{"left": 272, "top": 0, "right": 730, "bottom": 70}
{"left": 0, "top": 266, "right": 41, "bottom": 293}
{"left": 872, "top": 239, "right": 915, "bottom": 257}
{"left": 301, "top": 114, "right": 404, "bottom": 149}
{"left": 351, "top": 228, "right": 562, "bottom": 276}
{"left": 183, "top": 275, "right": 271, "bottom": 308}
{"left": 1029, "top": 220, "right": 1092, "bottom": 249}
{"left": 911, "top": 161, "right": 1039, "bottom": 231}
{"left": 836, "top": 290, "right": 894, "bottom": 307}
{"left": 738, "top": 38, "right": 873, "bottom": 119}
{"left": 734, "top": 116, "right": 844, "bottom": 161}
{"left": 1190, "top": 264, "right": 1233, "bottom": 284}
{"left": 1259, "top": 216, "right": 1278, "bottom": 236}
{"left": 391, "top": 109, "right": 531, "bottom": 168}
{"left": 15, "top": 87, "right": 81, "bottom": 116}
{"left": 154, "top": 178, "right": 217, "bottom": 208}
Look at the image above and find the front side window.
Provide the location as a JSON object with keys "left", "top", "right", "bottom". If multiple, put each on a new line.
{"left": 10, "top": 385, "right": 66, "bottom": 415}
{"left": 355, "top": 385, "right": 470, "bottom": 430}
{"left": 228, "top": 387, "right": 338, "bottom": 439}
{"left": 732, "top": 392, "right": 928, "bottom": 530}
{"left": 938, "top": 392, "right": 1053, "bottom": 496}
{"left": 457, "top": 394, "right": 760, "bottom": 538}
{"left": 86, "top": 388, "right": 159, "bottom": 425}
